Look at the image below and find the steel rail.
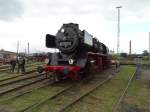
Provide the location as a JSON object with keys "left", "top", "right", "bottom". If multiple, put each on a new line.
{"left": 20, "top": 75, "right": 113, "bottom": 112}
{"left": 58, "top": 76, "right": 112, "bottom": 112}
{"left": 0, "top": 70, "right": 35, "bottom": 82}
{"left": 0, "top": 76, "right": 47, "bottom": 96}
{"left": 0, "top": 79, "right": 54, "bottom": 103}
{"left": 112, "top": 71, "right": 136, "bottom": 112}
{"left": 0, "top": 63, "right": 42, "bottom": 73}
{"left": 19, "top": 86, "right": 73, "bottom": 112}
{"left": 0, "top": 73, "right": 43, "bottom": 87}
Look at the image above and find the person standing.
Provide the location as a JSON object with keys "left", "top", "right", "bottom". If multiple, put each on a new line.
{"left": 10, "top": 57, "right": 16, "bottom": 72}
{"left": 21, "top": 57, "right": 25, "bottom": 74}
{"left": 115, "top": 60, "right": 120, "bottom": 72}
{"left": 17, "top": 56, "right": 26, "bottom": 74}
{"left": 134, "top": 56, "right": 142, "bottom": 80}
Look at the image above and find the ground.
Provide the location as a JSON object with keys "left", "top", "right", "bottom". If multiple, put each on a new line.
{"left": 0, "top": 65, "right": 150, "bottom": 112}
{"left": 118, "top": 66, "right": 150, "bottom": 112}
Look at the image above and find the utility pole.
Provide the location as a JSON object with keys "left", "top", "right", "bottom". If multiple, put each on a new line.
{"left": 149, "top": 32, "right": 150, "bottom": 62}
{"left": 129, "top": 40, "right": 131, "bottom": 55}
{"left": 116, "top": 6, "right": 122, "bottom": 55}
{"left": 24, "top": 49, "right": 27, "bottom": 55}
{"left": 28, "top": 42, "right": 29, "bottom": 57}
{"left": 17, "top": 41, "right": 19, "bottom": 58}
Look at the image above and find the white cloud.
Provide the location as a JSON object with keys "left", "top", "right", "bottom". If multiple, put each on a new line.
{"left": 0, "top": 0, "right": 150, "bottom": 54}
{"left": 0, "top": 0, "right": 24, "bottom": 21}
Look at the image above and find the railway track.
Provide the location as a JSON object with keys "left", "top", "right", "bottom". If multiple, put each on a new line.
{"left": 0, "top": 65, "right": 9, "bottom": 69}
{"left": 0, "top": 72, "right": 44, "bottom": 87}
{"left": 0, "top": 62, "right": 43, "bottom": 69}
{"left": 0, "top": 62, "right": 43, "bottom": 72}
{"left": 0, "top": 66, "right": 136, "bottom": 112}
{"left": 0, "top": 66, "right": 40, "bottom": 83}
{"left": 0, "top": 68, "right": 116, "bottom": 112}
{"left": 19, "top": 71, "right": 113, "bottom": 112}
{"left": 0, "top": 73, "right": 47, "bottom": 96}
{"left": 112, "top": 71, "right": 136, "bottom": 112}
{"left": 58, "top": 77, "right": 112, "bottom": 112}
{"left": 20, "top": 85, "right": 73, "bottom": 112}
{"left": 0, "top": 78, "right": 52, "bottom": 103}
{"left": 0, "top": 79, "right": 74, "bottom": 112}
{"left": 0, "top": 69, "right": 35, "bottom": 83}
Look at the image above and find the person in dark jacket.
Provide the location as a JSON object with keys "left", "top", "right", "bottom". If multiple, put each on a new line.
{"left": 10, "top": 58, "right": 16, "bottom": 72}
{"left": 17, "top": 56, "right": 26, "bottom": 74}
{"left": 134, "top": 56, "right": 142, "bottom": 80}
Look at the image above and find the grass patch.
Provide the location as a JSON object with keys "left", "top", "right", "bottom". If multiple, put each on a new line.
{"left": 0, "top": 83, "right": 68, "bottom": 112}
{"left": 0, "top": 66, "right": 136, "bottom": 112}
{"left": 65, "top": 66, "right": 135, "bottom": 112}
{"left": 0, "top": 63, "right": 43, "bottom": 81}
{"left": 118, "top": 68, "right": 150, "bottom": 112}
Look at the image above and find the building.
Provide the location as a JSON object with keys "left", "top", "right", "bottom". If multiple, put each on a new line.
{"left": 0, "top": 49, "right": 16, "bottom": 64}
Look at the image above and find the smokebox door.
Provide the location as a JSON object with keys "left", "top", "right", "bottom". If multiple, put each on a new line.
{"left": 46, "top": 34, "right": 56, "bottom": 48}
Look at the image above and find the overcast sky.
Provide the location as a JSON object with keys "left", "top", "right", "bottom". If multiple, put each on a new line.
{"left": 0, "top": 0, "right": 150, "bottom": 54}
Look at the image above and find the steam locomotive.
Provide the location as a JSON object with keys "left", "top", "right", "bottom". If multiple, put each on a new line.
{"left": 38, "top": 23, "right": 110, "bottom": 81}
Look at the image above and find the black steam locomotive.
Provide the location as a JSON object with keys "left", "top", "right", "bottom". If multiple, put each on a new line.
{"left": 40, "top": 23, "right": 110, "bottom": 80}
